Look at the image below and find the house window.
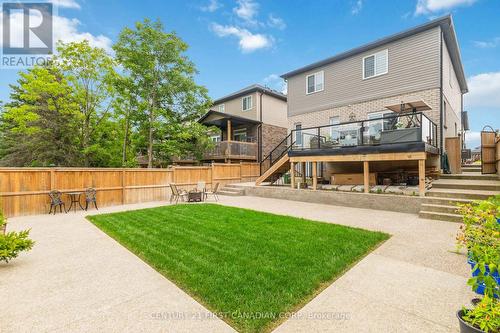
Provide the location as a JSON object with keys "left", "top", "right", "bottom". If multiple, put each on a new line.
{"left": 306, "top": 71, "right": 324, "bottom": 94}
{"left": 218, "top": 104, "right": 225, "bottom": 112}
{"left": 242, "top": 96, "right": 252, "bottom": 111}
{"left": 294, "top": 123, "right": 302, "bottom": 146}
{"left": 210, "top": 135, "right": 221, "bottom": 142}
{"left": 233, "top": 128, "right": 247, "bottom": 142}
{"left": 363, "top": 49, "right": 388, "bottom": 79}
{"left": 329, "top": 116, "right": 340, "bottom": 142}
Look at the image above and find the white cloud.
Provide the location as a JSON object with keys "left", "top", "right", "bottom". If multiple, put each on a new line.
{"left": 263, "top": 73, "right": 287, "bottom": 94}
{"left": 473, "top": 37, "right": 500, "bottom": 49}
{"left": 200, "top": 0, "right": 221, "bottom": 12}
{"left": 351, "top": 0, "right": 363, "bottom": 15}
{"left": 53, "top": 16, "right": 113, "bottom": 53}
{"left": 211, "top": 23, "right": 273, "bottom": 52}
{"left": 267, "top": 14, "right": 286, "bottom": 30}
{"left": 0, "top": 11, "right": 112, "bottom": 53}
{"left": 464, "top": 131, "right": 481, "bottom": 149}
{"left": 415, "top": 0, "right": 477, "bottom": 15}
{"left": 233, "top": 0, "right": 259, "bottom": 24}
{"left": 465, "top": 72, "right": 500, "bottom": 109}
{"left": 51, "top": 0, "right": 81, "bottom": 9}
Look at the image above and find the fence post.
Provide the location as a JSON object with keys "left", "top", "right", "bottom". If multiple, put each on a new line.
{"left": 50, "top": 169, "right": 56, "bottom": 190}
{"left": 121, "top": 170, "right": 126, "bottom": 204}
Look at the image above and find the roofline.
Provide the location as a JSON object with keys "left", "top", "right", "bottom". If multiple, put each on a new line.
{"left": 198, "top": 110, "right": 262, "bottom": 125}
{"left": 212, "top": 84, "right": 287, "bottom": 105}
{"left": 281, "top": 15, "right": 468, "bottom": 93}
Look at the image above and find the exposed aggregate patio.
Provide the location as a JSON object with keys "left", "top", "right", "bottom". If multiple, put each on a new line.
{"left": 0, "top": 195, "right": 474, "bottom": 332}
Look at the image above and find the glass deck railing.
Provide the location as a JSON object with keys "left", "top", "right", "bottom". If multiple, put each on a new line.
{"left": 291, "top": 112, "right": 437, "bottom": 151}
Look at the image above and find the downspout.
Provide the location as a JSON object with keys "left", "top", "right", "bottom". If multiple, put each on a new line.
{"left": 258, "top": 91, "right": 264, "bottom": 162}
{"left": 439, "top": 30, "right": 444, "bottom": 164}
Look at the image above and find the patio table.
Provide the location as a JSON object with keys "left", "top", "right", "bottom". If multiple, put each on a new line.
{"left": 188, "top": 191, "right": 203, "bottom": 202}
{"left": 66, "top": 192, "right": 85, "bottom": 213}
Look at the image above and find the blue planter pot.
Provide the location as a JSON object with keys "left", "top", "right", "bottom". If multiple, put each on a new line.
{"left": 468, "top": 258, "right": 500, "bottom": 283}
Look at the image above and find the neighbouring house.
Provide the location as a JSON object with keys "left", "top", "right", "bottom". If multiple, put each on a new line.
{"left": 257, "top": 15, "right": 468, "bottom": 196}
{"left": 191, "top": 84, "right": 288, "bottom": 164}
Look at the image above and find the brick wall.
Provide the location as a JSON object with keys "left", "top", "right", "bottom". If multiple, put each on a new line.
{"left": 288, "top": 88, "right": 442, "bottom": 144}
{"left": 261, "top": 124, "right": 288, "bottom": 159}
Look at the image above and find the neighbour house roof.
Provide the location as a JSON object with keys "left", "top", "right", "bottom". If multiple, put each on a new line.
{"left": 281, "top": 15, "right": 468, "bottom": 93}
{"left": 212, "top": 84, "right": 287, "bottom": 105}
{"left": 198, "top": 110, "right": 261, "bottom": 129}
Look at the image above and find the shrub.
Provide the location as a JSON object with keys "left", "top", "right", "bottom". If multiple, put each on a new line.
{"left": 462, "top": 295, "right": 500, "bottom": 333}
{"left": 0, "top": 202, "right": 35, "bottom": 263}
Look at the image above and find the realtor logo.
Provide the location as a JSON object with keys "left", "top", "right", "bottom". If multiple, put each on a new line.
{"left": 1, "top": 1, "right": 53, "bottom": 67}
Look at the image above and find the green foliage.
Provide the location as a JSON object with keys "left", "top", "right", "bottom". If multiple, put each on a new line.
{"left": 0, "top": 203, "right": 35, "bottom": 263}
{"left": 462, "top": 296, "right": 500, "bottom": 333}
{"left": 0, "top": 64, "right": 81, "bottom": 166}
{"left": 0, "top": 19, "right": 213, "bottom": 167}
{"left": 113, "top": 18, "right": 212, "bottom": 167}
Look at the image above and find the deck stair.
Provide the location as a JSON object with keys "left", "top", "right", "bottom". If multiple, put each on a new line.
{"left": 419, "top": 167, "right": 500, "bottom": 222}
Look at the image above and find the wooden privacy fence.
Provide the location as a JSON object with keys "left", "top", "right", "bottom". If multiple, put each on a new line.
{"left": 0, "top": 163, "right": 260, "bottom": 217}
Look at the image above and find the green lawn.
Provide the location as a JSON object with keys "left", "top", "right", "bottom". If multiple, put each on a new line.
{"left": 88, "top": 204, "right": 389, "bottom": 332}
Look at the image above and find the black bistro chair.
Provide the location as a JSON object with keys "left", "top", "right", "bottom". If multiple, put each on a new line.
{"left": 49, "top": 190, "right": 65, "bottom": 214}
{"left": 84, "top": 188, "right": 98, "bottom": 211}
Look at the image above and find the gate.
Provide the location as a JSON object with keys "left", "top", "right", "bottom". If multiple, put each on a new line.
{"left": 480, "top": 127, "right": 497, "bottom": 174}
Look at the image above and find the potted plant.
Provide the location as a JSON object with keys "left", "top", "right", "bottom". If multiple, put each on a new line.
{"left": 457, "top": 295, "right": 499, "bottom": 333}
{"left": 456, "top": 195, "right": 500, "bottom": 332}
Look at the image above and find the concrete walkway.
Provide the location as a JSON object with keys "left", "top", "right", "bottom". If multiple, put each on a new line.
{"left": 1, "top": 197, "right": 474, "bottom": 332}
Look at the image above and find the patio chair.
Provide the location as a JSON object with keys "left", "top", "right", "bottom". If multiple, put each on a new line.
{"left": 48, "top": 190, "right": 65, "bottom": 214}
{"left": 204, "top": 182, "right": 220, "bottom": 202}
{"left": 84, "top": 188, "right": 98, "bottom": 211}
{"left": 169, "top": 184, "right": 188, "bottom": 204}
{"left": 196, "top": 181, "right": 206, "bottom": 199}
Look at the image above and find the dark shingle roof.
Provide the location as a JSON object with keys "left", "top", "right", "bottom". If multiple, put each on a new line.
{"left": 213, "top": 84, "right": 287, "bottom": 105}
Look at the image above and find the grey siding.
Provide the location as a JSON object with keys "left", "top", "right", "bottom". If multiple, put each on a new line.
{"left": 287, "top": 27, "right": 442, "bottom": 116}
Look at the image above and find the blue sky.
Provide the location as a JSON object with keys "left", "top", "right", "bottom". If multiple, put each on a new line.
{"left": 1, "top": 0, "right": 499, "bottom": 148}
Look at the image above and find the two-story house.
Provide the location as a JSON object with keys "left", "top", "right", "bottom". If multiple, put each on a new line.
{"left": 257, "top": 15, "right": 468, "bottom": 196}
{"left": 197, "top": 84, "right": 288, "bottom": 163}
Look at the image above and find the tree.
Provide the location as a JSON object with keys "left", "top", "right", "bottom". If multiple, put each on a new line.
{"left": 0, "top": 64, "right": 81, "bottom": 166}
{"left": 55, "top": 41, "right": 117, "bottom": 166}
{"left": 113, "top": 19, "right": 211, "bottom": 167}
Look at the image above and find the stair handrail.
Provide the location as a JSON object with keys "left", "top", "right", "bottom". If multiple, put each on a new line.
{"left": 260, "top": 133, "right": 294, "bottom": 174}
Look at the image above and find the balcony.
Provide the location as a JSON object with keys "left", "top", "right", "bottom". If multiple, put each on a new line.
{"left": 290, "top": 112, "right": 438, "bottom": 155}
{"left": 204, "top": 141, "right": 258, "bottom": 161}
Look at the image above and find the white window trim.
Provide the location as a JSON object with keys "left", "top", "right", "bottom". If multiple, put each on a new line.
{"left": 218, "top": 104, "right": 225, "bottom": 112}
{"left": 362, "top": 49, "right": 388, "bottom": 80}
{"left": 242, "top": 95, "right": 253, "bottom": 111}
{"left": 305, "top": 71, "right": 324, "bottom": 95}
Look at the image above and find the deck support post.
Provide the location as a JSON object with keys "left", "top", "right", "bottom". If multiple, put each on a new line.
{"left": 227, "top": 120, "right": 232, "bottom": 142}
{"left": 312, "top": 161, "right": 317, "bottom": 190}
{"left": 363, "top": 161, "right": 370, "bottom": 193}
{"left": 290, "top": 162, "right": 296, "bottom": 189}
{"left": 418, "top": 159, "right": 426, "bottom": 197}
{"left": 301, "top": 162, "right": 306, "bottom": 187}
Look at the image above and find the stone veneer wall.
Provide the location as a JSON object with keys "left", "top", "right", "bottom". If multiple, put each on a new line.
{"left": 287, "top": 88, "right": 442, "bottom": 144}
{"left": 261, "top": 123, "right": 288, "bottom": 159}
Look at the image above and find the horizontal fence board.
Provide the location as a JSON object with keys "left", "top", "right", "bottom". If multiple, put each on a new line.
{"left": 0, "top": 163, "right": 260, "bottom": 217}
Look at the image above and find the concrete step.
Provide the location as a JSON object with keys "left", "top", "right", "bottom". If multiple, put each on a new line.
{"left": 439, "top": 174, "right": 499, "bottom": 181}
{"left": 462, "top": 166, "right": 482, "bottom": 172}
{"left": 421, "top": 203, "right": 460, "bottom": 214}
{"left": 419, "top": 210, "right": 463, "bottom": 223}
{"left": 218, "top": 187, "right": 245, "bottom": 196}
{"left": 432, "top": 179, "right": 500, "bottom": 191}
{"left": 426, "top": 188, "right": 499, "bottom": 200}
{"left": 423, "top": 196, "right": 473, "bottom": 207}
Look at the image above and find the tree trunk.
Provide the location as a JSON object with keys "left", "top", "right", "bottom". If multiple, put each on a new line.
{"left": 147, "top": 107, "right": 154, "bottom": 168}
{"left": 122, "top": 112, "right": 130, "bottom": 165}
